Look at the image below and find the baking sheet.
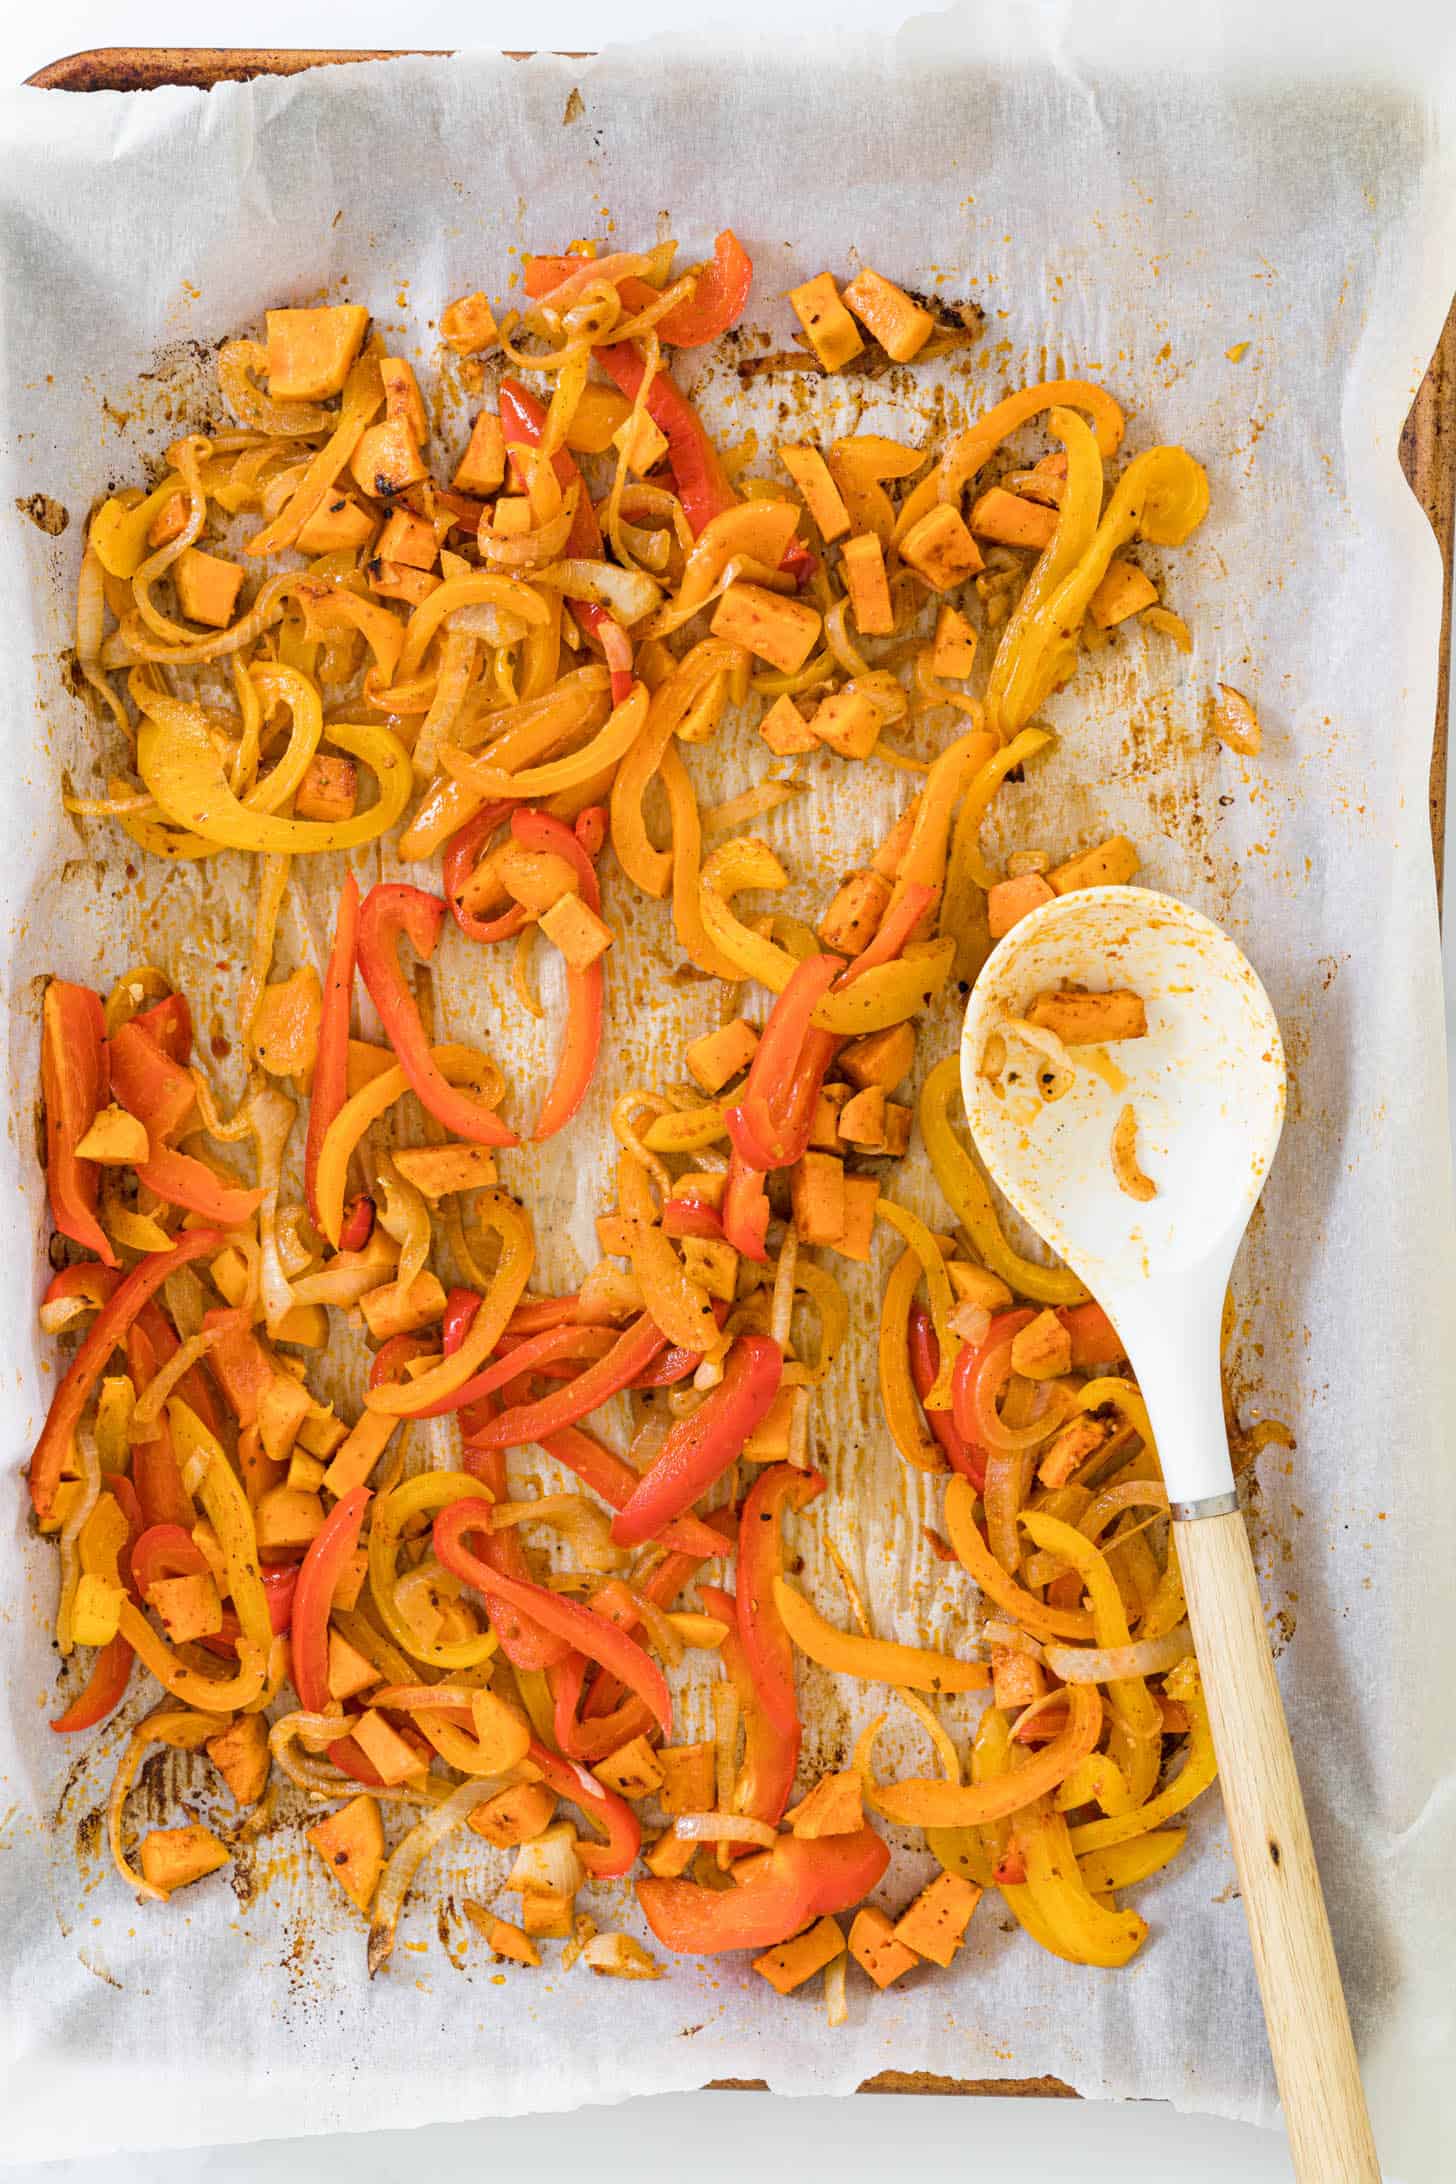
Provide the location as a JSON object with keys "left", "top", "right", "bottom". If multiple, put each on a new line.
{"left": 1, "top": 10, "right": 1455, "bottom": 2173}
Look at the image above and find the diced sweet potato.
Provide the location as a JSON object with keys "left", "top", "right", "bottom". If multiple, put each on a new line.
{"left": 932, "top": 604, "right": 978, "bottom": 678}
{"left": 539, "top": 892, "right": 614, "bottom": 971}
{"left": 849, "top": 1905, "right": 919, "bottom": 1988}
{"left": 946, "top": 1261, "right": 1013, "bottom": 1311}
{"left": 440, "top": 292, "right": 498, "bottom": 355}
{"left": 759, "top": 693, "right": 819, "bottom": 756}
{"left": 685, "top": 1017, "right": 758, "bottom": 1093}
{"left": 74, "top": 1103, "right": 148, "bottom": 1165}
{"left": 293, "top": 754, "right": 358, "bottom": 825}
{"left": 643, "top": 1828, "right": 700, "bottom": 1878}
{"left": 380, "top": 356, "right": 428, "bottom": 446}
{"left": 368, "top": 557, "right": 437, "bottom": 607}
{"left": 391, "top": 1144, "right": 500, "bottom": 1199}
{"left": 322, "top": 1411, "right": 396, "bottom": 1500}
{"left": 711, "top": 582, "right": 822, "bottom": 675}
{"left": 1089, "top": 557, "right": 1158, "bottom": 629}
{"left": 207, "top": 1712, "right": 271, "bottom": 1806}
{"left": 352, "top": 1708, "right": 426, "bottom": 1788}
{"left": 819, "top": 868, "right": 891, "bottom": 955}
{"left": 788, "top": 273, "right": 865, "bottom": 373}
{"left": 327, "top": 1628, "right": 380, "bottom": 1703}
{"left": 991, "top": 1643, "right": 1048, "bottom": 1712}
{"left": 307, "top": 1793, "right": 385, "bottom": 1914}
{"left": 754, "top": 1914, "right": 846, "bottom": 1994}
{"left": 969, "top": 487, "right": 1058, "bottom": 551}
{"left": 258, "top": 1371, "right": 313, "bottom": 1464}
{"left": 809, "top": 1081, "right": 853, "bottom": 1149}
{"left": 656, "top": 1743, "right": 716, "bottom": 1817}
{"left": 174, "top": 547, "right": 244, "bottom": 629}
{"left": 453, "top": 410, "right": 507, "bottom": 496}
{"left": 778, "top": 443, "right": 852, "bottom": 541}
{"left": 351, "top": 418, "right": 429, "bottom": 497}
{"left": 987, "top": 872, "right": 1055, "bottom": 939}
{"left": 1046, "top": 834, "right": 1140, "bottom": 895}
{"left": 286, "top": 1449, "right": 326, "bottom": 1494}
{"left": 680, "top": 1235, "right": 738, "bottom": 1303}
{"left": 833, "top": 1175, "right": 880, "bottom": 1263}
{"left": 496, "top": 842, "right": 580, "bottom": 913}
{"left": 786, "top": 1772, "right": 864, "bottom": 1838}
{"left": 563, "top": 384, "right": 633, "bottom": 454}
{"left": 71, "top": 1573, "right": 124, "bottom": 1647}
{"left": 840, "top": 532, "right": 894, "bottom": 636}
{"left": 593, "top": 1734, "right": 665, "bottom": 1801}
{"left": 491, "top": 496, "right": 533, "bottom": 536}
{"left": 139, "top": 1823, "right": 230, "bottom": 1897}
{"left": 891, "top": 1872, "right": 982, "bottom": 1967}
{"left": 333, "top": 1544, "right": 369, "bottom": 1613}
{"left": 359, "top": 1269, "right": 448, "bottom": 1340}
{"left": 265, "top": 305, "right": 369, "bottom": 400}
{"left": 146, "top": 1572, "right": 223, "bottom": 1645}
{"left": 840, "top": 1020, "right": 915, "bottom": 1093}
{"left": 899, "top": 504, "right": 984, "bottom": 590}
{"left": 837, "top": 1084, "right": 887, "bottom": 1150}
{"left": 743, "top": 1383, "right": 796, "bottom": 1465}
{"left": 254, "top": 1484, "right": 326, "bottom": 1554}
{"left": 1009, "top": 1308, "right": 1073, "bottom": 1381}
{"left": 790, "top": 1150, "right": 846, "bottom": 1247}
{"left": 883, "top": 1102, "right": 912, "bottom": 1157}
{"left": 467, "top": 1781, "right": 558, "bottom": 1848}
{"left": 296, "top": 493, "right": 377, "bottom": 554}
{"left": 521, "top": 1892, "right": 574, "bottom": 1940}
{"left": 238, "top": 1427, "right": 285, "bottom": 1511}
{"left": 1024, "top": 988, "right": 1148, "bottom": 1044}
{"left": 483, "top": 1913, "right": 541, "bottom": 1965}
{"left": 810, "top": 688, "right": 882, "bottom": 760}
{"left": 841, "top": 268, "right": 933, "bottom": 362}
{"left": 377, "top": 505, "right": 439, "bottom": 571}
{"left": 612, "top": 408, "right": 670, "bottom": 475}
{"left": 1037, "top": 1413, "right": 1112, "bottom": 1490}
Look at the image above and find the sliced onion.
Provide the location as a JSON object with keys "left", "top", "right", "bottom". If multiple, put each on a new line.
{"left": 1044, "top": 1622, "right": 1193, "bottom": 1685}
{"left": 506, "top": 1821, "right": 585, "bottom": 1900}
{"left": 246, "top": 1085, "right": 301, "bottom": 1334}
{"left": 672, "top": 1812, "right": 778, "bottom": 1848}
{"left": 534, "top": 558, "right": 662, "bottom": 626}
{"left": 582, "top": 1931, "right": 662, "bottom": 1980}
{"left": 447, "top": 601, "right": 531, "bottom": 647}
{"left": 1000, "top": 1017, "right": 1076, "bottom": 1102}
{"left": 131, "top": 1321, "right": 229, "bottom": 1443}
{"left": 369, "top": 1777, "right": 504, "bottom": 1977}
{"left": 55, "top": 1427, "right": 101, "bottom": 1656}
{"left": 980, "top": 1619, "right": 1047, "bottom": 1662}
{"left": 478, "top": 496, "right": 578, "bottom": 571}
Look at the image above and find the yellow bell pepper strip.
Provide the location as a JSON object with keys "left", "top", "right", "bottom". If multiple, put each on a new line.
{"left": 1020, "top": 1509, "right": 1163, "bottom": 1764}
{"left": 610, "top": 637, "right": 746, "bottom": 896}
{"left": 1067, "top": 1659, "right": 1217, "bottom": 1854}
{"left": 90, "top": 477, "right": 188, "bottom": 578}
{"left": 984, "top": 408, "right": 1104, "bottom": 736}
{"left": 136, "top": 707, "right": 412, "bottom": 855}
{"left": 366, "top": 1189, "right": 534, "bottom": 1417}
{"left": 304, "top": 874, "right": 358, "bottom": 1229}
{"left": 51, "top": 1479, "right": 142, "bottom": 1734}
{"left": 943, "top": 1474, "right": 1095, "bottom": 1641}
{"left": 368, "top": 1471, "right": 499, "bottom": 1671}
{"left": 1077, "top": 1829, "right": 1189, "bottom": 1895}
{"left": 1019, "top": 1797, "right": 1149, "bottom": 1966}
{"left": 396, "top": 571, "right": 552, "bottom": 685}
{"left": 168, "top": 1397, "right": 273, "bottom": 1659}
{"left": 357, "top": 885, "right": 519, "bottom": 1150}
{"left": 875, "top": 1201, "right": 958, "bottom": 1409}
{"left": 872, "top": 1685, "right": 1103, "bottom": 1827}
{"left": 945, "top": 725, "right": 1053, "bottom": 898}
{"left": 116, "top": 1592, "right": 268, "bottom": 1712}
{"left": 401, "top": 669, "right": 611, "bottom": 860}
{"left": 41, "top": 978, "right": 116, "bottom": 1267}
{"left": 920, "top": 1054, "right": 1089, "bottom": 1305}
{"left": 773, "top": 1578, "right": 989, "bottom": 1694}
{"left": 439, "top": 679, "right": 648, "bottom": 804}
{"left": 314, "top": 1041, "right": 506, "bottom": 1250}
{"left": 659, "top": 743, "right": 747, "bottom": 980}
{"left": 878, "top": 1247, "right": 948, "bottom": 1474}
{"left": 245, "top": 346, "right": 384, "bottom": 557}
{"left": 892, "top": 377, "right": 1126, "bottom": 545}
{"left": 625, "top": 1220, "right": 721, "bottom": 1352}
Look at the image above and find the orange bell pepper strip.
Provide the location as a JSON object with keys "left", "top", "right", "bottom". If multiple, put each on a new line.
{"left": 133, "top": 992, "right": 192, "bottom": 1063}
{"left": 41, "top": 979, "right": 115, "bottom": 1266}
{"left": 700, "top": 1582, "right": 798, "bottom": 1829}
{"left": 637, "top": 1826, "right": 890, "bottom": 1954}
{"left": 108, "top": 1017, "right": 195, "bottom": 1141}
{"left": 611, "top": 1334, "right": 783, "bottom": 1547}
{"left": 514, "top": 806, "right": 608, "bottom": 1141}
{"left": 29, "top": 1226, "right": 223, "bottom": 1523}
{"left": 721, "top": 1149, "right": 771, "bottom": 1264}
{"left": 291, "top": 1484, "right": 371, "bottom": 1712}
{"left": 653, "top": 229, "right": 752, "bottom": 347}
{"left": 136, "top": 1144, "right": 263, "bottom": 1228}
{"left": 593, "top": 343, "right": 738, "bottom": 535}
{"left": 724, "top": 952, "right": 842, "bottom": 1172}
{"left": 304, "top": 873, "right": 359, "bottom": 1227}
{"left": 738, "top": 1462, "right": 825, "bottom": 1742}
{"left": 356, "top": 883, "right": 518, "bottom": 1147}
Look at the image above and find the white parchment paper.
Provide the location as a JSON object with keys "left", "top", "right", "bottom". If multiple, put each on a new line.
{"left": 1, "top": 10, "right": 1455, "bottom": 2174}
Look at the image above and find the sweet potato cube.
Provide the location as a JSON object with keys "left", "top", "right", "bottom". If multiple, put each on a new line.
{"left": 759, "top": 693, "right": 819, "bottom": 756}
{"left": 351, "top": 418, "right": 428, "bottom": 497}
{"left": 440, "top": 292, "right": 498, "bottom": 355}
{"left": 786, "top": 1771, "right": 864, "bottom": 1838}
{"left": 561, "top": 384, "right": 633, "bottom": 454}
{"left": 1046, "top": 835, "right": 1140, "bottom": 895}
{"left": 492, "top": 496, "right": 533, "bottom": 536}
{"left": 483, "top": 1913, "right": 540, "bottom": 1965}
{"left": 294, "top": 754, "right": 358, "bottom": 825}
{"left": 883, "top": 1103, "right": 912, "bottom": 1156}
{"left": 900, "top": 503, "right": 985, "bottom": 590}
{"left": 991, "top": 1643, "right": 1047, "bottom": 1712}
{"left": 71, "top": 1573, "right": 124, "bottom": 1648}
{"left": 286, "top": 1449, "right": 326, "bottom": 1494}
{"left": 711, "top": 582, "right": 822, "bottom": 675}
{"left": 322, "top": 1411, "right": 396, "bottom": 1500}
{"left": 238, "top": 1425, "right": 285, "bottom": 1510}
{"left": 369, "top": 557, "right": 437, "bottom": 607}
{"left": 685, "top": 1017, "right": 759, "bottom": 1094}
{"left": 380, "top": 355, "right": 428, "bottom": 446}
{"left": 657, "top": 1743, "right": 716, "bottom": 1817}
{"left": 841, "top": 268, "right": 933, "bottom": 363}
{"left": 932, "top": 605, "right": 978, "bottom": 678}
{"left": 947, "top": 1261, "right": 1013, "bottom": 1311}
{"left": 840, "top": 533, "right": 894, "bottom": 636}
{"left": 1010, "top": 1308, "right": 1073, "bottom": 1381}
{"left": 539, "top": 893, "right": 614, "bottom": 972}
{"left": 680, "top": 1234, "right": 738, "bottom": 1303}
{"left": 74, "top": 1103, "right": 148, "bottom": 1165}
{"left": 333, "top": 1544, "right": 369, "bottom": 1613}
{"left": 810, "top": 688, "right": 881, "bottom": 760}
{"left": 841, "top": 1020, "right": 915, "bottom": 1093}
{"left": 643, "top": 1828, "right": 700, "bottom": 1878}
{"left": 359, "top": 1270, "right": 448, "bottom": 1341}
{"left": 377, "top": 506, "right": 439, "bottom": 572}
{"left": 593, "top": 1734, "right": 665, "bottom": 1801}
{"left": 467, "top": 1781, "right": 558, "bottom": 1848}
{"left": 790, "top": 1151, "right": 846, "bottom": 1247}
{"left": 146, "top": 1572, "right": 222, "bottom": 1645}
{"left": 987, "top": 872, "right": 1055, "bottom": 939}
{"left": 453, "top": 410, "right": 507, "bottom": 496}
{"left": 1038, "top": 1413, "right": 1112, "bottom": 1490}
{"left": 753, "top": 1915, "right": 845, "bottom": 1994}
{"left": 391, "top": 1144, "right": 500, "bottom": 1199}
{"left": 203, "top": 1713, "right": 269, "bottom": 1808}
{"left": 265, "top": 305, "right": 369, "bottom": 401}
{"left": 328, "top": 1628, "right": 380, "bottom": 1703}
{"left": 788, "top": 272, "right": 865, "bottom": 373}
{"left": 1024, "top": 989, "right": 1148, "bottom": 1044}
{"left": 139, "top": 1823, "right": 230, "bottom": 1897}
{"left": 352, "top": 1708, "right": 426, "bottom": 1788}
{"left": 612, "top": 408, "right": 670, "bottom": 476}
{"left": 809, "top": 1081, "right": 853, "bottom": 1149}
{"left": 818, "top": 868, "right": 891, "bottom": 955}
{"left": 521, "top": 1892, "right": 574, "bottom": 1940}
{"left": 837, "top": 1084, "right": 887, "bottom": 1150}
{"left": 146, "top": 492, "right": 189, "bottom": 548}
{"left": 970, "top": 487, "right": 1057, "bottom": 551}
{"left": 779, "top": 443, "right": 852, "bottom": 541}
{"left": 174, "top": 548, "right": 243, "bottom": 630}
{"left": 497, "top": 842, "right": 581, "bottom": 914}
{"left": 296, "top": 493, "right": 377, "bottom": 555}
{"left": 743, "top": 1382, "right": 796, "bottom": 1465}
{"left": 834, "top": 1176, "right": 881, "bottom": 1264}
{"left": 259, "top": 1371, "right": 313, "bottom": 1464}
{"left": 891, "top": 1872, "right": 982, "bottom": 1967}
{"left": 849, "top": 1905, "right": 919, "bottom": 1987}
{"left": 254, "top": 1484, "right": 326, "bottom": 1554}
{"left": 307, "top": 1794, "right": 385, "bottom": 1914}
{"left": 1089, "top": 557, "right": 1159, "bottom": 630}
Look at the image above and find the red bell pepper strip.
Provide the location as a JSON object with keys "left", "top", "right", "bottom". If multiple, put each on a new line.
{"left": 654, "top": 229, "right": 753, "bottom": 347}
{"left": 29, "top": 1228, "right": 223, "bottom": 1524}
{"left": 547, "top": 1421, "right": 730, "bottom": 1562}
{"left": 526, "top": 1740, "right": 642, "bottom": 1878}
{"left": 662, "top": 1196, "right": 726, "bottom": 1241}
{"left": 580, "top": 1509, "right": 735, "bottom": 1728}
{"left": 202, "top": 1308, "right": 279, "bottom": 1429}
{"left": 41, "top": 979, "right": 114, "bottom": 1266}
{"left": 908, "top": 1305, "right": 986, "bottom": 1491}
{"left": 593, "top": 343, "right": 738, "bottom": 536}
{"left": 292, "top": 1485, "right": 371, "bottom": 1713}
{"left": 108, "top": 1018, "right": 195, "bottom": 1141}
{"left": 738, "top": 1462, "right": 825, "bottom": 1742}
{"left": 836, "top": 880, "right": 937, "bottom": 985}
{"left": 637, "top": 1826, "right": 890, "bottom": 1954}
{"left": 575, "top": 805, "right": 608, "bottom": 860}
{"left": 356, "top": 883, "right": 518, "bottom": 1148}
{"left": 443, "top": 800, "right": 528, "bottom": 946}
{"left": 724, "top": 952, "right": 842, "bottom": 1172}
{"left": 433, "top": 1497, "right": 672, "bottom": 1732}
{"left": 133, "top": 1297, "right": 223, "bottom": 1440}
{"left": 133, "top": 992, "right": 193, "bottom": 1064}
{"left": 721, "top": 1150, "right": 771, "bottom": 1264}
{"left": 135, "top": 1143, "right": 263, "bottom": 1227}
{"left": 262, "top": 1561, "right": 299, "bottom": 1634}
{"left": 130, "top": 1521, "right": 210, "bottom": 1596}
{"left": 950, "top": 1307, "right": 1038, "bottom": 1450}
{"left": 412, "top": 1324, "right": 615, "bottom": 1419}
{"left": 1059, "top": 1301, "right": 1125, "bottom": 1369}
{"left": 304, "top": 873, "right": 359, "bottom": 1227}
{"left": 699, "top": 1582, "right": 798, "bottom": 1829}
{"left": 50, "top": 1475, "right": 142, "bottom": 1734}
{"left": 612, "top": 1335, "right": 783, "bottom": 1548}
{"left": 514, "top": 807, "right": 607, "bottom": 1142}
{"left": 470, "top": 1311, "right": 667, "bottom": 1449}
{"left": 41, "top": 1261, "right": 121, "bottom": 1320}
{"left": 339, "top": 1193, "right": 375, "bottom": 1252}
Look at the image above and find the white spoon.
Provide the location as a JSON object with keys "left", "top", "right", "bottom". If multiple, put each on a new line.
{"left": 960, "top": 883, "right": 1379, "bottom": 2184}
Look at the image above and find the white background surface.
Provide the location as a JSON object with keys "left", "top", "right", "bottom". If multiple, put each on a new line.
{"left": 1, "top": 4, "right": 1444, "bottom": 2179}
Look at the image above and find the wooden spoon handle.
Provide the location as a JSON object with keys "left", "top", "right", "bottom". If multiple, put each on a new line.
{"left": 1175, "top": 1509, "right": 1380, "bottom": 2183}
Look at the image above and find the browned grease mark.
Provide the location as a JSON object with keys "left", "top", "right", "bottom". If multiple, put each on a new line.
{"left": 16, "top": 493, "right": 68, "bottom": 536}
